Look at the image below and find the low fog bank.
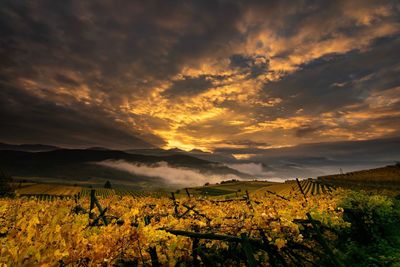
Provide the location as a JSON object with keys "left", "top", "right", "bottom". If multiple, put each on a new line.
{"left": 225, "top": 161, "right": 390, "bottom": 181}
{"left": 96, "top": 160, "right": 242, "bottom": 187}
{"left": 226, "top": 163, "right": 285, "bottom": 182}
{"left": 220, "top": 138, "right": 400, "bottom": 180}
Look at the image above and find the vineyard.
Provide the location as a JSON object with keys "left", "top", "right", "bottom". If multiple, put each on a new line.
{"left": 15, "top": 184, "right": 82, "bottom": 200}
{"left": 186, "top": 181, "right": 276, "bottom": 197}
{"left": 13, "top": 184, "right": 168, "bottom": 201}
{"left": 12, "top": 179, "right": 332, "bottom": 201}
{"left": 80, "top": 188, "right": 168, "bottom": 199}
{"left": 318, "top": 164, "right": 400, "bottom": 190}
{"left": 259, "top": 179, "right": 334, "bottom": 197}
{"left": 2, "top": 178, "right": 400, "bottom": 266}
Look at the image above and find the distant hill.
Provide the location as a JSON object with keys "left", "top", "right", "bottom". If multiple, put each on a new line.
{"left": 318, "top": 164, "right": 400, "bottom": 189}
{"left": 86, "top": 146, "right": 111, "bottom": 151}
{"left": 0, "top": 142, "right": 236, "bottom": 163}
{"left": 125, "top": 148, "right": 236, "bottom": 163}
{"left": 0, "top": 149, "right": 253, "bottom": 188}
{"left": 0, "top": 142, "right": 60, "bottom": 152}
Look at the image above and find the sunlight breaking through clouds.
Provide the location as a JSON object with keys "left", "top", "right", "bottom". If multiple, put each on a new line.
{"left": 0, "top": 0, "right": 399, "bottom": 152}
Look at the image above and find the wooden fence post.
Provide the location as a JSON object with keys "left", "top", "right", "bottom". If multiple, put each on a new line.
{"left": 170, "top": 192, "right": 179, "bottom": 216}
{"left": 93, "top": 196, "right": 108, "bottom": 225}
{"left": 88, "top": 189, "right": 108, "bottom": 226}
{"left": 191, "top": 225, "right": 200, "bottom": 267}
{"left": 296, "top": 179, "right": 308, "bottom": 202}
{"left": 185, "top": 188, "right": 191, "bottom": 199}
{"left": 149, "top": 247, "right": 160, "bottom": 267}
{"left": 89, "top": 189, "right": 95, "bottom": 220}
{"left": 241, "top": 233, "right": 257, "bottom": 267}
{"left": 144, "top": 214, "right": 160, "bottom": 267}
{"left": 245, "top": 190, "right": 254, "bottom": 211}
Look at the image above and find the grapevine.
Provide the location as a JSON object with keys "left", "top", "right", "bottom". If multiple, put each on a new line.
{"left": 0, "top": 187, "right": 351, "bottom": 266}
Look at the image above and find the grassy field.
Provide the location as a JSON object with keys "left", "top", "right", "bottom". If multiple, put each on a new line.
{"left": 16, "top": 184, "right": 81, "bottom": 196}
{"left": 183, "top": 180, "right": 277, "bottom": 197}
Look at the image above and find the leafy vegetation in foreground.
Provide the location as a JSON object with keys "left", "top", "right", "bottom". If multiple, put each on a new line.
{"left": 338, "top": 191, "right": 400, "bottom": 266}
{"left": 0, "top": 189, "right": 345, "bottom": 266}
{"left": 1, "top": 184, "right": 400, "bottom": 266}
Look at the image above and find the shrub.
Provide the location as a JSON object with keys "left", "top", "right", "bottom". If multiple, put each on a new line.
{"left": 104, "top": 180, "right": 112, "bottom": 189}
{"left": 337, "top": 191, "right": 400, "bottom": 266}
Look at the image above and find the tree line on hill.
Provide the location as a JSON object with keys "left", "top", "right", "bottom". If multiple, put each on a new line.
{"left": 0, "top": 169, "right": 14, "bottom": 197}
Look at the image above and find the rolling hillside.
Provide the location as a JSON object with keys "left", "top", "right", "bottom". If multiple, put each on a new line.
{"left": 318, "top": 164, "right": 400, "bottom": 189}
{"left": 0, "top": 149, "right": 253, "bottom": 188}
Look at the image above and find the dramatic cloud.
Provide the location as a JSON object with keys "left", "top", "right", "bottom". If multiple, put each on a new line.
{"left": 0, "top": 0, "right": 399, "bottom": 154}
{"left": 162, "top": 75, "right": 214, "bottom": 98}
{"left": 229, "top": 54, "right": 270, "bottom": 78}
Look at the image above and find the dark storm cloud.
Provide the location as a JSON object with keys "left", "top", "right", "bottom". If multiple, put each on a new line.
{"left": 262, "top": 36, "right": 400, "bottom": 118}
{"left": 229, "top": 54, "right": 270, "bottom": 78}
{"left": 0, "top": 84, "right": 157, "bottom": 149}
{"left": 224, "top": 140, "right": 270, "bottom": 147}
{"left": 54, "top": 74, "right": 80, "bottom": 87}
{"left": 162, "top": 75, "right": 213, "bottom": 98}
{"left": 216, "top": 137, "right": 400, "bottom": 167}
{"left": 256, "top": 137, "right": 400, "bottom": 162}
{"left": 0, "top": 0, "right": 247, "bottom": 147}
{"left": 0, "top": 0, "right": 245, "bottom": 88}
{"left": 295, "top": 125, "right": 326, "bottom": 138}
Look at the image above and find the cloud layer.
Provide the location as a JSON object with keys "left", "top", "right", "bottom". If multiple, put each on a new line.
{"left": 0, "top": 0, "right": 399, "bottom": 152}
{"left": 97, "top": 160, "right": 240, "bottom": 187}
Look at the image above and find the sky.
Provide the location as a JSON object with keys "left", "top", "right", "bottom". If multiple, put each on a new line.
{"left": 1, "top": 0, "right": 400, "bottom": 162}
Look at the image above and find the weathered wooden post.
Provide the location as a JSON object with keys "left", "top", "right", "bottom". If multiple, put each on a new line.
{"left": 144, "top": 215, "right": 160, "bottom": 267}
{"left": 185, "top": 188, "right": 191, "bottom": 199}
{"left": 241, "top": 233, "right": 257, "bottom": 267}
{"left": 89, "top": 189, "right": 95, "bottom": 220}
{"left": 296, "top": 178, "right": 308, "bottom": 202}
{"left": 88, "top": 189, "right": 108, "bottom": 226}
{"left": 170, "top": 192, "right": 179, "bottom": 216}
{"left": 245, "top": 190, "right": 254, "bottom": 211}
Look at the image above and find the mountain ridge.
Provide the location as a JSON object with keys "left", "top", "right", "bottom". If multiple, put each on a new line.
{"left": 0, "top": 148, "right": 253, "bottom": 188}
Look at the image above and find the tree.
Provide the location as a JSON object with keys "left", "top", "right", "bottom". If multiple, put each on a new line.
{"left": 104, "top": 180, "right": 112, "bottom": 189}
{"left": 0, "top": 169, "right": 14, "bottom": 197}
